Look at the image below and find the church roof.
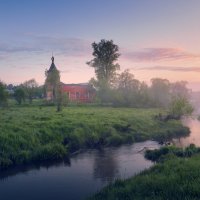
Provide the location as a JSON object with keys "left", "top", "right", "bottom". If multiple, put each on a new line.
{"left": 48, "top": 56, "right": 58, "bottom": 72}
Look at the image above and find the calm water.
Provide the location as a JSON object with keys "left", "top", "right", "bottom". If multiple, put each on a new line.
{"left": 0, "top": 141, "right": 159, "bottom": 200}
{"left": 172, "top": 118, "right": 200, "bottom": 147}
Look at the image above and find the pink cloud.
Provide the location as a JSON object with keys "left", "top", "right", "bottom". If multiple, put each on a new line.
{"left": 122, "top": 48, "right": 200, "bottom": 62}
{"left": 131, "top": 66, "right": 200, "bottom": 72}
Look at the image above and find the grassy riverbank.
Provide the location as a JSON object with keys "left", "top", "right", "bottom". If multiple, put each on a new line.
{"left": 89, "top": 147, "right": 200, "bottom": 200}
{"left": 0, "top": 106, "right": 189, "bottom": 169}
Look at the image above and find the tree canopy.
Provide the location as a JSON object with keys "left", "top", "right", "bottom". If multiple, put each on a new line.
{"left": 87, "top": 39, "right": 120, "bottom": 87}
{"left": 22, "top": 79, "right": 38, "bottom": 103}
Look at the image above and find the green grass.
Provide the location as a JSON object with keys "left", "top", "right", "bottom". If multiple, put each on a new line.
{"left": 145, "top": 144, "right": 200, "bottom": 162}
{"left": 89, "top": 144, "right": 200, "bottom": 200}
{"left": 89, "top": 152, "right": 200, "bottom": 200}
{"left": 0, "top": 106, "right": 188, "bottom": 169}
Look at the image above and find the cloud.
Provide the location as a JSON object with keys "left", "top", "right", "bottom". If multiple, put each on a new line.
{"left": 0, "top": 53, "right": 9, "bottom": 60}
{"left": 0, "top": 44, "right": 42, "bottom": 53}
{"left": 28, "top": 35, "right": 92, "bottom": 57}
{"left": 123, "top": 48, "right": 200, "bottom": 62}
{"left": 0, "top": 35, "right": 92, "bottom": 59}
{"left": 132, "top": 66, "right": 200, "bottom": 72}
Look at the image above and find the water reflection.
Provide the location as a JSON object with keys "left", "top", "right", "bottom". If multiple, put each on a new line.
{"left": 0, "top": 141, "right": 159, "bottom": 200}
{"left": 93, "top": 149, "right": 118, "bottom": 183}
{"left": 172, "top": 118, "right": 200, "bottom": 147}
{"left": 0, "top": 158, "right": 71, "bottom": 181}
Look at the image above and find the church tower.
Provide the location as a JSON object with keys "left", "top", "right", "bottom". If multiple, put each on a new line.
{"left": 45, "top": 56, "right": 60, "bottom": 102}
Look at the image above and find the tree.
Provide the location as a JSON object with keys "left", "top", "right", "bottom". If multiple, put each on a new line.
{"left": 14, "top": 88, "right": 25, "bottom": 105}
{"left": 56, "top": 84, "right": 63, "bottom": 112}
{"left": 139, "top": 82, "right": 150, "bottom": 107}
{"left": 168, "top": 96, "right": 193, "bottom": 119}
{"left": 0, "top": 81, "right": 8, "bottom": 107}
{"left": 150, "top": 78, "right": 170, "bottom": 107}
{"left": 87, "top": 39, "right": 120, "bottom": 87}
{"left": 170, "top": 81, "right": 190, "bottom": 99}
{"left": 34, "top": 85, "right": 45, "bottom": 99}
{"left": 116, "top": 69, "right": 140, "bottom": 106}
{"left": 22, "top": 79, "right": 38, "bottom": 103}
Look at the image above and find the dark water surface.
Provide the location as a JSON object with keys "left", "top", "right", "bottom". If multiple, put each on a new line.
{"left": 0, "top": 141, "right": 159, "bottom": 200}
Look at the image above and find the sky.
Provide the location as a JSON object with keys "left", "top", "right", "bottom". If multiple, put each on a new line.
{"left": 1, "top": 0, "right": 200, "bottom": 91}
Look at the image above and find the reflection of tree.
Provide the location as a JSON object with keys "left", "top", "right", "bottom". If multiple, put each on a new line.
{"left": 93, "top": 149, "right": 118, "bottom": 183}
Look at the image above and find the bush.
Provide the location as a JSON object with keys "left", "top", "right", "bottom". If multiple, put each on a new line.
{"left": 168, "top": 96, "right": 193, "bottom": 118}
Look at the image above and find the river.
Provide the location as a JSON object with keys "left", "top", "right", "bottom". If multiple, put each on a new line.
{"left": 0, "top": 141, "right": 159, "bottom": 200}
{"left": 172, "top": 118, "right": 200, "bottom": 147}
{"left": 0, "top": 118, "right": 199, "bottom": 200}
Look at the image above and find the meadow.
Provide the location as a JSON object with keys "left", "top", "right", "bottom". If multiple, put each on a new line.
{"left": 0, "top": 105, "right": 189, "bottom": 169}
{"left": 89, "top": 148, "right": 200, "bottom": 200}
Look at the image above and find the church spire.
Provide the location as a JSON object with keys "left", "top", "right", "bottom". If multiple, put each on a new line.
{"left": 51, "top": 56, "right": 54, "bottom": 64}
{"left": 48, "top": 55, "right": 57, "bottom": 72}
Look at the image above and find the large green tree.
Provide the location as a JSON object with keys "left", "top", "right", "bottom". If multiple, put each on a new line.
{"left": 87, "top": 39, "right": 120, "bottom": 87}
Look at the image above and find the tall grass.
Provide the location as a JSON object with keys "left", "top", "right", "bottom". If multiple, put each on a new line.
{"left": 0, "top": 106, "right": 188, "bottom": 169}
{"left": 89, "top": 152, "right": 200, "bottom": 200}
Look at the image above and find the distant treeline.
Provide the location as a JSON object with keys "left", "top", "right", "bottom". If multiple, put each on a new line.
{"left": 91, "top": 75, "right": 191, "bottom": 108}
{"left": 0, "top": 77, "right": 191, "bottom": 109}
{"left": 0, "top": 79, "right": 44, "bottom": 106}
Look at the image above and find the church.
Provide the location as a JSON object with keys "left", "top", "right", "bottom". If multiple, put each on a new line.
{"left": 45, "top": 56, "right": 96, "bottom": 103}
